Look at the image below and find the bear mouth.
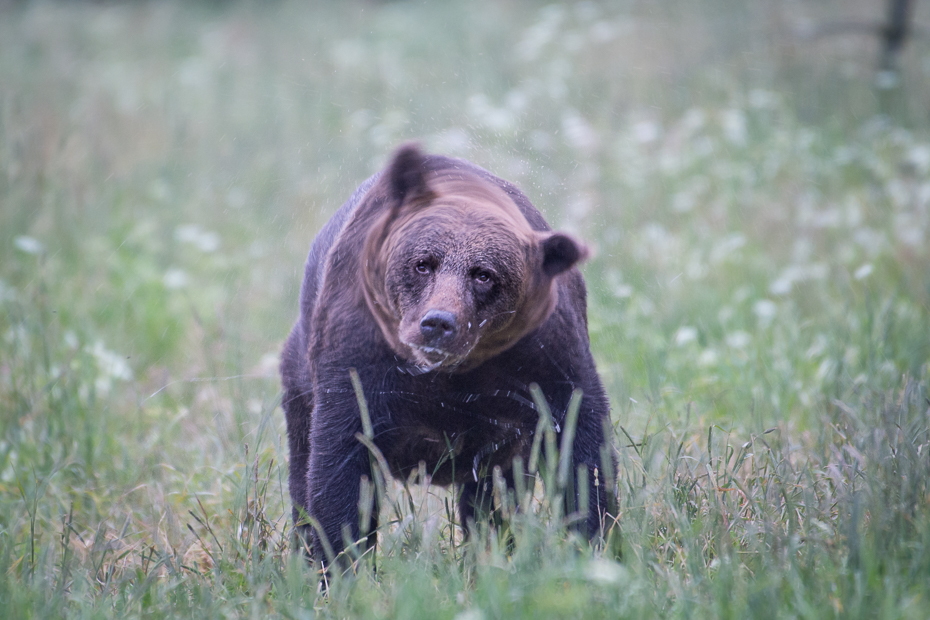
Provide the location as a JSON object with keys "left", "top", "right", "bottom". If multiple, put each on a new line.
{"left": 403, "top": 341, "right": 474, "bottom": 372}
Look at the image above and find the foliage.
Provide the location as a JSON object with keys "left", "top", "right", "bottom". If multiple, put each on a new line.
{"left": 1, "top": 1, "right": 929, "bottom": 617}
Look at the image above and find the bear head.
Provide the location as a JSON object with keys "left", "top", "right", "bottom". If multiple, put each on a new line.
{"left": 362, "top": 144, "right": 588, "bottom": 372}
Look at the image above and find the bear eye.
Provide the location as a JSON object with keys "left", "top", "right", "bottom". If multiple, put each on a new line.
{"left": 415, "top": 261, "right": 432, "bottom": 275}
{"left": 473, "top": 270, "right": 494, "bottom": 285}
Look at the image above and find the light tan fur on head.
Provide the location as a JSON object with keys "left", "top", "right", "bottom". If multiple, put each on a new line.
{"left": 361, "top": 144, "right": 588, "bottom": 372}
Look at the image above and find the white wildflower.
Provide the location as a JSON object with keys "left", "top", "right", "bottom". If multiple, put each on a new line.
{"left": 468, "top": 94, "right": 514, "bottom": 132}
{"left": 584, "top": 558, "right": 627, "bottom": 585}
{"left": 874, "top": 70, "right": 899, "bottom": 90}
{"left": 853, "top": 263, "right": 873, "bottom": 280}
{"left": 504, "top": 89, "right": 529, "bottom": 113}
{"left": 908, "top": 144, "right": 930, "bottom": 175}
{"left": 698, "top": 348, "right": 718, "bottom": 367}
{"left": 163, "top": 268, "right": 189, "bottom": 290}
{"left": 561, "top": 109, "right": 599, "bottom": 154}
{"left": 894, "top": 213, "right": 924, "bottom": 247}
{"left": 590, "top": 20, "right": 616, "bottom": 43}
{"left": 769, "top": 263, "right": 828, "bottom": 295}
{"left": 14, "top": 236, "right": 44, "bottom": 255}
{"left": 176, "top": 224, "right": 221, "bottom": 253}
{"left": 672, "top": 190, "right": 696, "bottom": 214}
{"left": 226, "top": 187, "right": 247, "bottom": 209}
{"left": 675, "top": 326, "right": 698, "bottom": 346}
{"left": 89, "top": 341, "right": 133, "bottom": 395}
{"left": 63, "top": 331, "right": 79, "bottom": 349}
{"left": 631, "top": 119, "right": 660, "bottom": 144}
{"left": 726, "top": 331, "right": 752, "bottom": 349}
{"left": 680, "top": 108, "right": 706, "bottom": 135}
{"left": 330, "top": 39, "right": 367, "bottom": 70}
{"left": 721, "top": 108, "right": 747, "bottom": 146}
{"left": 178, "top": 56, "right": 211, "bottom": 89}
{"left": 431, "top": 128, "right": 471, "bottom": 154}
{"left": 256, "top": 352, "right": 280, "bottom": 378}
{"left": 529, "top": 130, "right": 553, "bottom": 151}
{"left": 709, "top": 233, "right": 745, "bottom": 264}
{"left": 748, "top": 89, "right": 776, "bottom": 108}
{"left": 752, "top": 299, "right": 778, "bottom": 327}
{"left": 852, "top": 227, "right": 886, "bottom": 256}
{"left": 516, "top": 5, "right": 565, "bottom": 62}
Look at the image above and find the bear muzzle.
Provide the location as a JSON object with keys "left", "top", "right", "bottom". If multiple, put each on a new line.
{"left": 419, "top": 309, "right": 457, "bottom": 347}
{"left": 399, "top": 308, "right": 480, "bottom": 370}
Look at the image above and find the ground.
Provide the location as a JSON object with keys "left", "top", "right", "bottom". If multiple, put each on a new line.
{"left": 1, "top": 1, "right": 929, "bottom": 618}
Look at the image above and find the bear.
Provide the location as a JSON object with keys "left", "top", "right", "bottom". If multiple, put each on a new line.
{"left": 280, "top": 143, "right": 613, "bottom": 566}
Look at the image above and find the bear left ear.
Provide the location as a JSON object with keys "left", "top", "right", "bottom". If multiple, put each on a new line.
{"left": 385, "top": 142, "right": 434, "bottom": 205}
{"left": 539, "top": 232, "right": 589, "bottom": 277}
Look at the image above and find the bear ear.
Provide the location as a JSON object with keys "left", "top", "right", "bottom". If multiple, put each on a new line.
{"left": 539, "top": 231, "right": 589, "bottom": 277}
{"left": 385, "top": 142, "right": 433, "bottom": 205}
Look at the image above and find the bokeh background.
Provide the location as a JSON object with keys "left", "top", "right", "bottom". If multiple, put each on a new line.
{"left": 2, "top": 1, "right": 929, "bottom": 616}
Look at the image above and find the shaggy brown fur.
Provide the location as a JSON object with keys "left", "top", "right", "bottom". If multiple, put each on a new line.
{"left": 281, "top": 143, "right": 612, "bottom": 567}
{"left": 362, "top": 168, "right": 587, "bottom": 372}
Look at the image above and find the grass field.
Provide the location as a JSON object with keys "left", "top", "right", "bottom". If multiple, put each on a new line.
{"left": 2, "top": 1, "right": 930, "bottom": 617}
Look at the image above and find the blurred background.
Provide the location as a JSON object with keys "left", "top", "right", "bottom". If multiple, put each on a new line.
{"left": 1, "top": 0, "right": 929, "bottom": 608}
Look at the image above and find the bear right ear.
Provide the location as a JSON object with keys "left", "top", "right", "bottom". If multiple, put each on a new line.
{"left": 539, "top": 231, "right": 589, "bottom": 278}
{"left": 385, "top": 142, "right": 433, "bottom": 205}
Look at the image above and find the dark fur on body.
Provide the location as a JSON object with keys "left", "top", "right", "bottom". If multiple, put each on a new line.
{"left": 281, "top": 144, "right": 613, "bottom": 564}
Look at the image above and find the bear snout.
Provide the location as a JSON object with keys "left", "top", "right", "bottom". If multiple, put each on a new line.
{"left": 419, "top": 309, "right": 457, "bottom": 347}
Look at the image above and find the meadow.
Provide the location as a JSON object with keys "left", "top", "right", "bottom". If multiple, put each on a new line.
{"left": 1, "top": 1, "right": 929, "bottom": 617}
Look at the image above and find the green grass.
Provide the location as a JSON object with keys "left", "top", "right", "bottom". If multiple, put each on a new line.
{"left": 1, "top": 0, "right": 929, "bottom": 617}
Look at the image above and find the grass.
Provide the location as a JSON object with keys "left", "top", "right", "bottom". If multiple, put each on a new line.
{"left": 1, "top": 0, "right": 929, "bottom": 617}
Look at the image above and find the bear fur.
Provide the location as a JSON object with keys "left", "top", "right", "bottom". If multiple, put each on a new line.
{"left": 281, "top": 143, "right": 613, "bottom": 564}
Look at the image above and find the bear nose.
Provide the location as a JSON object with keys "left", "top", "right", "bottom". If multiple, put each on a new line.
{"left": 419, "top": 310, "right": 457, "bottom": 346}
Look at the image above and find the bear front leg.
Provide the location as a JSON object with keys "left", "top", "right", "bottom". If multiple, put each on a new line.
{"left": 458, "top": 475, "right": 492, "bottom": 539}
{"left": 280, "top": 329, "right": 314, "bottom": 549}
{"left": 567, "top": 399, "right": 613, "bottom": 539}
{"left": 568, "top": 457, "right": 607, "bottom": 537}
{"left": 283, "top": 393, "right": 313, "bottom": 550}
{"left": 458, "top": 466, "right": 516, "bottom": 541}
{"left": 306, "top": 413, "right": 370, "bottom": 569}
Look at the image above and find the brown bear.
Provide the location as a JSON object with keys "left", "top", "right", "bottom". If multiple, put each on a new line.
{"left": 280, "top": 143, "right": 613, "bottom": 565}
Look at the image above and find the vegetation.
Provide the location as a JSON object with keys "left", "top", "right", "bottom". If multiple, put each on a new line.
{"left": 1, "top": 1, "right": 928, "bottom": 617}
